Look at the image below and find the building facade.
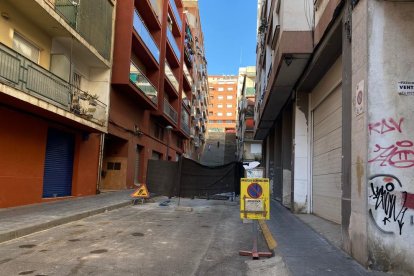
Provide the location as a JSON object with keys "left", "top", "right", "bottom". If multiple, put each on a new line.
{"left": 0, "top": 0, "right": 115, "bottom": 207}
{"left": 183, "top": 0, "right": 209, "bottom": 161}
{"left": 236, "top": 66, "right": 262, "bottom": 162}
{"left": 254, "top": 0, "right": 414, "bottom": 274}
{"left": 102, "top": 0, "right": 196, "bottom": 190}
{"left": 207, "top": 75, "right": 238, "bottom": 132}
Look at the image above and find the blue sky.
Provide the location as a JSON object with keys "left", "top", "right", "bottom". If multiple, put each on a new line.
{"left": 198, "top": 0, "right": 258, "bottom": 76}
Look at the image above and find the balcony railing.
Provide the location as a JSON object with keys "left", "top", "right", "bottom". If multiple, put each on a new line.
{"left": 181, "top": 106, "right": 190, "bottom": 135}
{"left": 169, "top": 0, "right": 182, "bottom": 31}
{"left": 130, "top": 62, "right": 158, "bottom": 105}
{"left": 183, "top": 63, "right": 193, "bottom": 86}
{"left": 163, "top": 98, "right": 178, "bottom": 123}
{"left": 167, "top": 28, "right": 181, "bottom": 60}
{"left": 0, "top": 42, "right": 107, "bottom": 126}
{"left": 53, "top": 0, "right": 113, "bottom": 60}
{"left": 133, "top": 10, "right": 160, "bottom": 63}
{"left": 165, "top": 60, "right": 179, "bottom": 92}
{"left": 149, "top": 0, "right": 162, "bottom": 22}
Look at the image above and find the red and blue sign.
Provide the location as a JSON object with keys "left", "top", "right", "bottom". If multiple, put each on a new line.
{"left": 247, "top": 183, "right": 263, "bottom": 199}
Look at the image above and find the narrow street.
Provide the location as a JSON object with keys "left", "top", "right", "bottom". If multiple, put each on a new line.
{"left": 0, "top": 198, "right": 284, "bottom": 276}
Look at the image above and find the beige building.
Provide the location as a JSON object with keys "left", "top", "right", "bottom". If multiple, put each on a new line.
{"left": 236, "top": 66, "right": 261, "bottom": 162}
{"left": 0, "top": 0, "right": 114, "bottom": 207}
{"left": 254, "top": 0, "right": 414, "bottom": 274}
{"left": 183, "top": 0, "right": 209, "bottom": 160}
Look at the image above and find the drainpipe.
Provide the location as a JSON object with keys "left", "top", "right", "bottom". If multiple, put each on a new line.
{"left": 96, "top": 133, "right": 105, "bottom": 194}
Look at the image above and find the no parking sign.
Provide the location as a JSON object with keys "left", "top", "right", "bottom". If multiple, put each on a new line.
{"left": 240, "top": 178, "right": 270, "bottom": 220}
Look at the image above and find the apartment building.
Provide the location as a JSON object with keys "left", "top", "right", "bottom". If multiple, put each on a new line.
{"left": 207, "top": 75, "right": 238, "bottom": 132}
{"left": 183, "top": 0, "right": 209, "bottom": 160}
{"left": 254, "top": 0, "right": 414, "bottom": 274}
{"left": 101, "top": 0, "right": 194, "bottom": 190}
{"left": 0, "top": 0, "right": 115, "bottom": 207}
{"left": 236, "top": 66, "right": 261, "bottom": 162}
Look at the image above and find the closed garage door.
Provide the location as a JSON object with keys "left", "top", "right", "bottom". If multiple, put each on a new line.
{"left": 312, "top": 85, "right": 342, "bottom": 224}
{"left": 43, "top": 128, "right": 75, "bottom": 198}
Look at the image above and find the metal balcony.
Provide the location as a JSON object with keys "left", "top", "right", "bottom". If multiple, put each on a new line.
{"left": 130, "top": 62, "right": 158, "bottom": 105}
{"left": 53, "top": 0, "right": 113, "bottom": 60}
{"left": 0, "top": 42, "right": 107, "bottom": 125}
{"left": 133, "top": 10, "right": 160, "bottom": 63}
{"left": 165, "top": 60, "right": 179, "bottom": 92}
{"left": 167, "top": 28, "right": 181, "bottom": 60}
{"left": 169, "top": 0, "right": 182, "bottom": 31}
{"left": 163, "top": 98, "right": 178, "bottom": 123}
{"left": 183, "top": 63, "right": 193, "bottom": 86}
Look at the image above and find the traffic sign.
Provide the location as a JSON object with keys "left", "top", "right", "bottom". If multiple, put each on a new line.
{"left": 240, "top": 178, "right": 270, "bottom": 220}
{"left": 131, "top": 184, "right": 150, "bottom": 198}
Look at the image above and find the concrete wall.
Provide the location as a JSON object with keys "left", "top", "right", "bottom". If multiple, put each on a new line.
{"left": 293, "top": 90, "right": 309, "bottom": 213}
{"left": 349, "top": 0, "right": 369, "bottom": 266}
{"left": 363, "top": 1, "right": 414, "bottom": 274}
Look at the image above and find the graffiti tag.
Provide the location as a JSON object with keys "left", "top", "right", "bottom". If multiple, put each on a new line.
{"left": 369, "top": 174, "right": 408, "bottom": 235}
{"left": 368, "top": 118, "right": 404, "bottom": 135}
{"left": 368, "top": 140, "right": 414, "bottom": 168}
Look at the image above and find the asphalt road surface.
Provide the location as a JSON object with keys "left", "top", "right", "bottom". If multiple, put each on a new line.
{"left": 0, "top": 198, "right": 287, "bottom": 276}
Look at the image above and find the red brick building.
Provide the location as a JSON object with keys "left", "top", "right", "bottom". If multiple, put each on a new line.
{"left": 207, "top": 75, "right": 238, "bottom": 132}
{"left": 101, "top": 0, "right": 194, "bottom": 190}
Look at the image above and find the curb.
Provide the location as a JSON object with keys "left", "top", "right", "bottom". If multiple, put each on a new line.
{"left": 258, "top": 219, "right": 277, "bottom": 254}
{"left": 0, "top": 200, "right": 131, "bottom": 244}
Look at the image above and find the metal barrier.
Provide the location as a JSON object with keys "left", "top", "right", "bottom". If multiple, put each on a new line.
{"left": 0, "top": 43, "right": 107, "bottom": 126}
{"left": 163, "top": 98, "right": 178, "bottom": 123}
{"left": 130, "top": 62, "right": 158, "bottom": 105}
{"left": 53, "top": 0, "right": 113, "bottom": 60}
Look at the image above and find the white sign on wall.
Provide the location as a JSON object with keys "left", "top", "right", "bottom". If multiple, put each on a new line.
{"left": 397, "top": 81, "right": 414, "bottom": 96}
{"left": 355, "top": 80, "right": 364, "bottom": 116}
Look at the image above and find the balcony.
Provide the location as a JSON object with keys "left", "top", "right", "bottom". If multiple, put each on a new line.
{"left": 129, "top": 62, "right": 158, "bottom": 105}
{"left": 169, "top": 0, "right": 182, "bottom": 31}
{"left": 183, "top": 63, "right": 193, "bottom": 87}
{"left": 163, "top": 98, "right": 178, "bottom": 123}
{"left": 165, "top": 60, "right": 179, "bottom": 92}
{"left": 53, "top": 0, "right": 113, "bottom": 60}
{"left": 181, "top": 106, "right": 190, "bottom": 136}
{"left": 133, "top": 10, "right": 160, "bottom": 63}
{"left": 167, "top": 28, "right": 181, "bottom": 61}
{"left": 0, "top": 42, "right": 106, "bottom": 126}
{"left": 149, "top": 0, "right": 162, "bottom": 23}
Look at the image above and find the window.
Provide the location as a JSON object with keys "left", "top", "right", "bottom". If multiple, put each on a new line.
{"left": 226, "top": 95, "right": 233, "bottom": 100}
{"left": 217, "top": 112, "right": 223, "bottom": 116}
{"left": 217, "top": 120, "right": 223, "bottom": 123}
{"left": 226, "top": 112, "right": 233, "bottom": 116}
{"left": 227, "top": 87, "right": 234, "bottom": 91}
{"left": 226, "top": 104, "right": 233, "bottom": 108}
{"left": 218, "top": 95, "right": 224, "bottom": 100}
{"left": 225, "top": 120, "right": 233, "bottom": 123}
{"left": 217, "top": 104, "right": 223, "bottom": 108}
{"left": 13, "top": 33, "right": 40, "bottom": 63}
{"left": 218, "top": 87, "right": 224, "bottom": 91}
{"left": 209, "top": 111, "right": 213, "bottom": 116}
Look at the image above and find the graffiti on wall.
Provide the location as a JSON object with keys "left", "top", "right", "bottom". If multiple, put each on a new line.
{"left": 368, "top": 117, "right": 414, "bottom": 235}
{"left": 368, "top": 118, "right": 414, "bottom": 168}
{"left": 368, "top": 174, "right": 409, "bottom": 235}
{"left": 368, "top": 118, "right": 404, "bottom": 135}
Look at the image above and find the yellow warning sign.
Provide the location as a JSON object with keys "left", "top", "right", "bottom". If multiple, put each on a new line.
{"left": 240, "top": 178, "right": 270, "bottom": 220}
{"left": 131, "top": 184, "right": 150, "bottom": 198}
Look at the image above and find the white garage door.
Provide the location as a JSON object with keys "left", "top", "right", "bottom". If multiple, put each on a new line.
{"left": 312, "top": 85, "right": 342, "bottom": 224}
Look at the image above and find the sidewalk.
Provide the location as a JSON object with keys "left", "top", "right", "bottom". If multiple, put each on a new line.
{"left": 0, "top": 190, "right": 133, "bottom": 244}
{"left": 267, "top": 200, "right": 392, "bottom": 276}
